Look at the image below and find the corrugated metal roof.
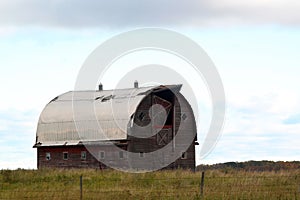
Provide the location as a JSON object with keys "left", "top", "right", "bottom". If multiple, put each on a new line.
{"left": 34, "top": 85, "right": 181, "bottom": 147}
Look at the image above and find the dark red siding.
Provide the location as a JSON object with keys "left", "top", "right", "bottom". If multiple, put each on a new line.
{"left": 38, "top": 145, "right": 126, "bottom": 169}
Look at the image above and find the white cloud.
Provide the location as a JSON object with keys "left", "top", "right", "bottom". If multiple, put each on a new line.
{"left": 0, "top": 109, "right": 38, "bottom": 169}
{"left": 200, "top": 89, "right": 300, "bottom": 164}
{"left": 0, "top": 0, "right": 300, "bottom": 28}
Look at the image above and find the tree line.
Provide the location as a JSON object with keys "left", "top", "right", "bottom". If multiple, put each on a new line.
{"left": 197, "top": 160, "right": 300, "bottom": 171}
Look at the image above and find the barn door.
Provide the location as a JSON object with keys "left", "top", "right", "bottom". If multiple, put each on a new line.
{"left": 151, "top": 95, "right": 172, "bottom": 128}
{"left": 151, "top": 95, "right": 173, "bottom": 146}
{"left": 157, "top": 128, "right": 172, "bottom": 145}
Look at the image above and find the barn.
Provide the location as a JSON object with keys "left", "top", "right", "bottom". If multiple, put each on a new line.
{"left": 33, "top": 83, "right": 198, "bottom": 171}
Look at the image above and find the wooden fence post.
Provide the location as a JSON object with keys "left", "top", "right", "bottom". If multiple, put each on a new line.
{"left": 80, "top": 175, "right": 83, "bottom": 200}
{"left": 200, "top": 171, "right": 205, "bottom": 198}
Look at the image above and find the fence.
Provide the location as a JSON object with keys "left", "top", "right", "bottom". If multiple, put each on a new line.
{"left": 1, "top": 170, "right": 300, "bottom": 199}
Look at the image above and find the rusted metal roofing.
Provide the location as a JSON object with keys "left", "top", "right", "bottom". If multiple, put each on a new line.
{"left": 34, "top": 85, "right": 181, "bottom": 147}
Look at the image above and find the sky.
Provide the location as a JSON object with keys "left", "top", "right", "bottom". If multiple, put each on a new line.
{"left": 0, "top": 0, "right": 300, "bottom": 169}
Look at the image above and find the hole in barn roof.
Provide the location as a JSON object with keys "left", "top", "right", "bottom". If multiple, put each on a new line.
{"left": 50, "top": 96, "right": 58, "bottom": 103}
{"left": 94, "top": 96, "right": 104, "bottom": 100}
{"left": 101, "top": 95, "right": 115, "bottom": 102}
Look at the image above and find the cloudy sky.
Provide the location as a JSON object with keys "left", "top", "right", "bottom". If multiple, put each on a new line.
{"left": 0, "top": 0, "right": 300, "bottom": 169}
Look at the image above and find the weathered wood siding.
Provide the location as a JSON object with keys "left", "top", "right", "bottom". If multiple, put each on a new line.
{"left": 172, "top": 93, "right": 196, "bottom": 170}
{"left": 38, "top": 145, "right": 127, "bottom": 169}
{"left": 128, "top": 91, "right": 197, "bottom": 171}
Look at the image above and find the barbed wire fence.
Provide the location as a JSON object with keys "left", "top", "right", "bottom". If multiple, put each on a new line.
{"left": 1, "top": 171, "right": 300, "bottom": 199}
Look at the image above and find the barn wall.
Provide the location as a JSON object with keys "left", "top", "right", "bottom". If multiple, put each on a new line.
{"left": 129, "top": 94, "right": 166, "bottom": 152}
{"left": 37, "top": 144, "right": 127, "bottom": 169}
{"left": 172, "top": 93, "right": 196, "bottom": 170}
{"left": 128, "top": 91, "right": 197, "bottom": 171}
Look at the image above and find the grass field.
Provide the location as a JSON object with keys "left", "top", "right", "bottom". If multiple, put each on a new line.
{"left": 0, "top": 168, "right": 300, "bottom": 199}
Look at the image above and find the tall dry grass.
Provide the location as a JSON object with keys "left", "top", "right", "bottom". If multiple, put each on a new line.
{"left": 0, "top": 168, "right": 299, "bottom": 199}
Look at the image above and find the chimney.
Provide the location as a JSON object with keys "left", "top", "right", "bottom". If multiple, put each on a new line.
{"left": 134, "top": 80, "right": 138, "bottom": 88}
{"left": 98, "top": 83, "right": 103, "bottom": 91}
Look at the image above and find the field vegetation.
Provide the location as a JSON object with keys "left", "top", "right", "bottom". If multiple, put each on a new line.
{"left": 0, "top": 165, "right": 299, "bottom": 199}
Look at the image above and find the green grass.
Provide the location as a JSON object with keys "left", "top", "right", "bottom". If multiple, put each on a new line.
{"left": 0, "top": 168, "right": 299, "bottom": 199}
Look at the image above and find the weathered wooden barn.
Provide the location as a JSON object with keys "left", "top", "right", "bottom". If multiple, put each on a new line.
{"left": 33, "top": 83, "right": 198, "bottom": 171}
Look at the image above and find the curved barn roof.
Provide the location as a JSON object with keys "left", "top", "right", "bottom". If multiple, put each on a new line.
{"left": 34, "top": 85, "right": 182, "bottom": 147}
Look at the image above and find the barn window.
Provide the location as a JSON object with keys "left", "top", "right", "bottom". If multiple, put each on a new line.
{"left": 45, "top": 152, "right": 51, "bottom": 161}
{"left": 81, "top": 151, "right": 87, "bottom": 160}
{"left": 181, "top": 113, "right": 187, "bottom": 121}
{"left": 181, "top": 152, "right": 187, "bottom": 159}
{"left": 119, "top": 151, "right": 124, "bottom": 159}
{"left": 138, "top": 112, "right": 145, "bottom": 121}
{"left": 63, "top": 152, "right": 68, "bottom": 160}
{"left": 99, "top": 151, "right": 105, "bottom": 159}
{"left": 139, "top": 152, "right": 145, "bottom": 158}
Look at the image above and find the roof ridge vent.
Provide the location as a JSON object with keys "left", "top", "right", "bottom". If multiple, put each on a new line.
{"left": 134, "top": 80, "right": 138, "bottom": 88}
{"left": 98, "top": 83, "right": 103, "bottom": 91}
